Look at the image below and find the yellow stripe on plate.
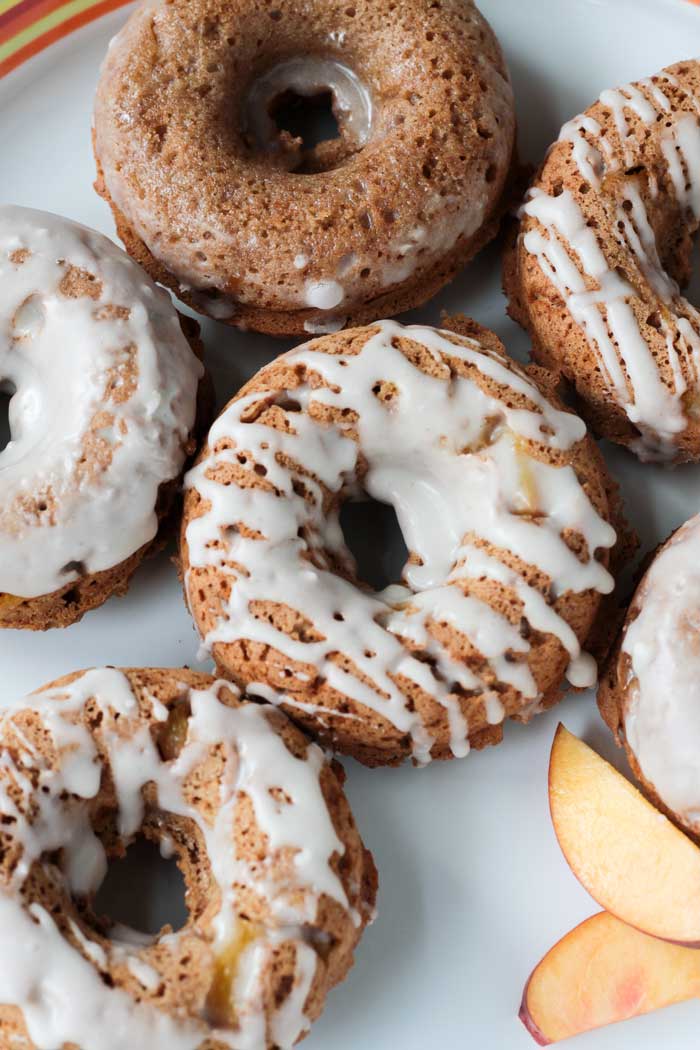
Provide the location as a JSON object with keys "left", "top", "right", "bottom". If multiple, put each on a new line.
{"left": 0, "top": 0, "right": 101, "bottom": 63}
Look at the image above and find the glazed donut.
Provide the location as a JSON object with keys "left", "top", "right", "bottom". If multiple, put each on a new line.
{"left": 504, "top": 60, "right": 700, "bottom": 463}
{"left": 181, "top": 317, "right": 631, "bottom": 767}
{"left": 599, "top": 513, "right": 700, "bottom": 836}
{"left": 0, "top": 666, "right": 376, "bottom": 1050}
{"left": 0, "top": 206, "right": 206, "bottom": 630}
{"left": 93, "top": 0, "right": 515, "bottom": 337}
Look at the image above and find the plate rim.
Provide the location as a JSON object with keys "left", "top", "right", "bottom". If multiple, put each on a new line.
{"left": 1, "top": 0, "right": 699, "bottom": 84}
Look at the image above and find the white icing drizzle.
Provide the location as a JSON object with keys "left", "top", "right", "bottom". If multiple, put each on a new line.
{"left": 0, "top": 902, "right": 196, "bottom": 1050}
{"left": 304, "top": 279, "right": 345, "bottom": 311}
{"left": 660, "top": 113, "right": 700, "bottom": 218}
{"left": 159, "top": 833, "right": 176, "bottom": 859}
{"left": 638, "top": 77, "right": 672, "bottom": 113}
{"left": 520, "top": 68, "right": 700, "bottom": 460}
{"left": 303, "top": 316, "right": 348, "bottom": 336}
{"left": 0, "top": 206, "right": 202, "bottom": 598}
{"left": 622, "top": 514, "right": 700, "bottom": 833}
{"left": 125, "top": 955, "right": 162, "bottom": 991}
{"left": 0, "top": 668, "right": 351, "bottom": 1049}
{"left": 598, "top": 85, "right": 657, "bottom": 160}
{"left": 184, "top": 321, "right": 616, "bottom": 763}
{"left": 558, "top": 114, "right": 612, "bottom": 189}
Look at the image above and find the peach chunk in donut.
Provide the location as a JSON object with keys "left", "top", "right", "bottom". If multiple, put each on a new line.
{"left": 93, "top": 0, "right": 515, "bottom": 336}
{"left": 505, "top": 60, "right": 700, "bottom": 463}
{"left": 0, "top": 667, "right": 376, "bottom": 1050}
{"left": 0, "top": 206, "right": 208, "bottom": 630}
{"left": 599, "top": 511, "right": 700, "bottom": 839}
{"left": 181, "top": 318, "right": 633, "bottom": 767}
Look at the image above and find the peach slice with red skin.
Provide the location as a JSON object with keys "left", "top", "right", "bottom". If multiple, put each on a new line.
{"left": 549, "top": 724, "right": 700, "bottom": 945}
{"left": 520, "top": 911, "right": 700, "bottom": 1044}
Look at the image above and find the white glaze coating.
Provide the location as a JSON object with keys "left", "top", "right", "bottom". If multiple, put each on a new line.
{"left": 0, "top": 206, "right": 202, "bottom": 598}
{"left": 621, "top": 514, "right": 700, "bottom": 832}
{"left": 184, "top": 321, "right": 616, "bottom": 762}
{"left": 0, "top": 668, "right": 353, "bottom": 1049}
{"left": 303, "top": 316, "right": 348, "bottom": 336}
{"left": 520, "top": 67, "right": 700, "bottom": 460}
{"left": 304, "top": 280, "right": 345, "bottom": 311}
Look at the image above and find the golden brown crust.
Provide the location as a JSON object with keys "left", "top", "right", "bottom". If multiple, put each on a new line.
{"left": 445, "top": 314, "right": 639, "bottom": 681}
{"left": 96, "top": 165, "right": 517, "bottom": 338}
{"left": 0, "top": 667, "right": 377, "bottom": 1049}
{"left": 92, "top": 0, "right": 517, "bottom": 336}
{"left": 597, "top": 526, "right": 674, "bottom": 745}
{"left": 0, "top": 318, "right": 212, "bottom": 631}
{"left": 180, "top": 316, "right": 636, "bottom": 766}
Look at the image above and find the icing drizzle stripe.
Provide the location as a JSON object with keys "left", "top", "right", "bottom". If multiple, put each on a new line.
{"left": 185, "top": 321, "right": 616, "bottom": 762}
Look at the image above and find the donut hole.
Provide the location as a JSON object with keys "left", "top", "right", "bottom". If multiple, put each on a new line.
{"left": 339, "top": 498, "right": 409, "bottom": 591}
{"left": 94, "top": 835, "right": 188, "bottom": 937}
{"left": 0, "top": 381, "right": 16, "bottom": 454}
{"left": 244, "top": 57, "right": 372, "bottom": 174}
{"left": 269, "top": 88, "right": 340, "bottom": 152}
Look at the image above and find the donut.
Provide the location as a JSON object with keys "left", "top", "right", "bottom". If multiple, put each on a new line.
{"left": 92, "top": 0, "right": 516, "bottom": 337}
{"left": 0, "top": 206, "right": 207, "bottom": 630}
{"left": 599, "top": 513, "right": 700, "bottom": 837}
{"left": 0, "top": 666, "right": 376, "bottom": 1050}
{"left": 180, "top": 317, "right": 633, "bottom": 767}
{"left": 504, "top": 60, "right": 700, "bottom": 463}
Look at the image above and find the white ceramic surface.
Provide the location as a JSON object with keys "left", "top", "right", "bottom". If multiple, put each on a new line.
{"left": 2, "top": 1, "right": 700, "bottom": 1045}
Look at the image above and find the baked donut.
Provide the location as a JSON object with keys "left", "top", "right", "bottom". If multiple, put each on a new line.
{"left": 504, "top": 60, "right": 700, "bottom": 463}
{"left": 92, "top": 0, "right": 515, "bottom": 337}
{"left": 0, "top": 206, "right": 206, "bottom": 630}
{"left": 0, "top": 666, "right": 376, "bottom": 1050}
{"left": 599, "top": 513, "right": 700, "bottom": 837}
{"left": 181, "top": 317, "right": 632, "bottom": 767}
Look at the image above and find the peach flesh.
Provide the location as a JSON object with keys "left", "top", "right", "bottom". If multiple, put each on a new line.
{"left": 520, "top": 911, "right": 700, "bottom": 1044}
{"left": 549, "top": 724, "right": 700, "bottom": 945}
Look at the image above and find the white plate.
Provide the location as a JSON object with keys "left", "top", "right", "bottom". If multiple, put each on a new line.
{"left": 2, "top": 2, "right": 700, "bottom": 1047}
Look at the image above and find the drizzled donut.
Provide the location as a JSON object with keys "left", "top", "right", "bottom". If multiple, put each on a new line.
{"left": 0, "top": 207, "right": 206, "bottom": 630}
{"left": 599, "top": 513, "right": 700, "bottom": 837}
{"left": 181, "top": 318, "right": 632, "bottom": 767}
{"left": 505, "top": 60, "right": 700, "bottom": 463}
{"left": 93, "top": 0, "right": 515, "bottom": 336}
{"left": 0, "top": 667, "right": 376, "bottom": 1050}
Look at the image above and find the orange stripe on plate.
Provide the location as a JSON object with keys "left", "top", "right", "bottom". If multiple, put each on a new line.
{"left": 0, "top": 1, "right": 46, "bottom": 35}
{"left": 0, "top": 0, "right": 129, "bottom": 78}
{"left": 1, "top": 0, "right": 77, "bottom": 42}
{"left": 1, "top": 0, "right": 699, "bottom": 81}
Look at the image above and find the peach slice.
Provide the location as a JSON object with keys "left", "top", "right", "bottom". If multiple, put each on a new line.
{"left": 520, "top": 911, "right": 700, "bottom": 1044}
{"left": 549, "top": 724, "right": 700, "bottom": 943}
